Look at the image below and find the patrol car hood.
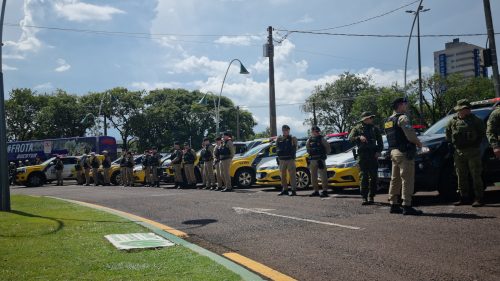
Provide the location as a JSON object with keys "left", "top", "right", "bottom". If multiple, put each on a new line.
{"left": 325, "top": 150, "right": 355, "bottom": 165}
{"left": 258, "top": 158, "right": 278, "bottom": 170}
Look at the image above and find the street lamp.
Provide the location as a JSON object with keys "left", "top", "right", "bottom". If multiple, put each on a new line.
{"left": 406, "top": 4, "right": 430, "bottom": 125}
{"left": 81, "top": 113, "right": 99, "bottom": 136}
{"left": 201, "top": 59, "right": 249, "bottom": 136}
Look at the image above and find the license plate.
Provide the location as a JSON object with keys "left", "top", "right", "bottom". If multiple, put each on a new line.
{"left": 378, "top": 171, "right": 391, "bottom": 179}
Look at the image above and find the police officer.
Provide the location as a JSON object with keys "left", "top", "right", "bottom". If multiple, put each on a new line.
{"left": 90, "top": 152, "right": 101, "bottom": 186}
{"left": 182, "top": 142, "right": 197, "bottom": 188}
{"left": 151, "top": 148, "right": 161, "bottom": 188}
{"left": 142, "top": 150, "right": 152, "bottom": 187}
{"left": 212, "top": 137, "right": 224, "bottom": 191}
{"left": 220, "top": 131, "right": 236, "bottom": 192}
{"left": 125, "top": 151, "right": 135, "bottom": 187}
{"left": 82, "top": 153, "right": 91, "bottom": 186}
{"left": 102, "top": 151, "right": 111, "bottom": 186}
{"left": 487, "top": 106, "right": 500, "bottom": 159}
{"left": 170, "top": 142, "right": 184, "bottom": 189}
{"left": 384, "top": 97, "right": 423, "bottom": 215}
{"left": 9, "top": 162, "right": 17, "bottom": 185}
{"left": 75, "top": 156, "right": 84, "bottom": 185}
{"left": 306, "top": 126, "right": 331, "bottom": 197}
{"left": 446, "top": 99, "right": 486, "bottom": 207}
{"left": 349, "top": 112, "right": 384, "bottom": 205}
{"left": 276, "top": 125, "right": 298, "bottom": 196}
{"left": 200, "top": 138, "right": 216, "bottom": 190}
{"left": 55, "top": 155, "right": 64, "bottom": 186}
{"left": 119, "top": 151, "right": 128, "bottom": 186}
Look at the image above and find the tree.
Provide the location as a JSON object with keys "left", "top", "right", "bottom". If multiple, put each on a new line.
{"left": 253, "top": 127, "right": 271, "bottom": 139}
{"left": 302, "top": 72, "right": 373, "bottom": 134}
{"left": 5, "top": 88, "right": 45, "bottom": 141}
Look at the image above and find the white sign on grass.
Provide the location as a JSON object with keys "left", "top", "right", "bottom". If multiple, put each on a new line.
{"left": 105, "top": 233, "right": 175, "bottom": 250}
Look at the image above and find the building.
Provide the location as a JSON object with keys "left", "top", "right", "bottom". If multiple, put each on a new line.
{"left": 434, "top": 38, "right": 488, "bottom": 78}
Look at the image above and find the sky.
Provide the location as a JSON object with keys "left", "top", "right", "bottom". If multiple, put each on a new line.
{"left": 2, "top": 0, "right": 499, "bottom": 138}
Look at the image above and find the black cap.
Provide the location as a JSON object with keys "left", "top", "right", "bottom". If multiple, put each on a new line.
{"left": 215, "top": 137, "right": 222, "bottom": 141}
{"left": 282, "top": 124, "right": 290, "bottom": 130}
{"left": 174, "top": 141, "right": 180, "bottom": 146}
{"left": 392, "top": 97, "right": 408, "bottom": 109}
{"left": 203, "top": 137, "right": 210, "bottom": 142}
{"left": 311, "top": 125, "right": 321, "bottom": 132}
{"left": 223, "top": 131, "right": 232, "bottom": 137}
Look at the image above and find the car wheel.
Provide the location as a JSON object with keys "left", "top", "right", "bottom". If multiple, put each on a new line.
{"left": 27, "top": 173, "right": 44, "bottom": 187}
{"left": 111, "top": 172, "right": 121, "bottom": 185}
{"left": 236, "top": 169, "right": 254, "bottom": 188}
{"left": 296, "top": 169, "right": 310, "bottom": 189}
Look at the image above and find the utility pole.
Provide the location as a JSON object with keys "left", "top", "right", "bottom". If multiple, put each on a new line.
{"left": 312, "top": 101, "right": 317, "bottom": 126}
{"left": 103, "top": 114, "right": 107, "bottom": 136}
{"left": 267, "top": 26, "right": 277, "bottom": 137}
{"left": 0, "top": 0, "right": 10, "bottom": 212}
{"left": 416, "top": 8, "right": 424, "bottom": 124}
{"left": 483, "top": 0, "right": 500, "bottom": 97}
{"left": 236, "top": 106, "right": 240, "bottom": 140}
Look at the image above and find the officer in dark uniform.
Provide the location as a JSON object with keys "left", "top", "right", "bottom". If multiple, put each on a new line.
{"left": 170, "top": 142, "right": 184, "bottom": 189}
{"left": 142, "top": 150, "right": 152, "bottom": 187}
{"left": 349, "top": 112, "right": 384, "bottom": 205}
{"left": 306, "top": 126, "right": 331, "bottom": 197}
{"left": 183, "top": 142, "right": 197, "bottom": 188}
{"left": 119, "top": 151, "right": 128, "bottom": 186}
{"left": 384, "top": 97, "right": 423, "bottom": 215}
{"left": 55, "top": 155, "right": 64, "bottom": 186}
{"left": 9, "top": 162, "right": 17, "bottom": 185}
{"left": 212, "top": 137, "right": 224, "bottom": 191}
{"left": 200, "top": 138, "right": 216, "bottom": 190}
{"left": 276, "top": 124, "right": 298, "bottom": 196}
{"left": 219, "top": 131, "right": 236, "bottom": 192}
{"left": 102, "top": 151, "right": 111, "bottom": 186}
{"left": 150, "top": 148, "right": 161, "bottom": 188}
{"left": 90, "top": 152, "right": 101, "bottom": 186}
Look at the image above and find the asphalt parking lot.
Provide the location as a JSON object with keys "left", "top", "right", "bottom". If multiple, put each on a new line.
{"left": 11, "top": 183, "right": 500, "bottom": 281}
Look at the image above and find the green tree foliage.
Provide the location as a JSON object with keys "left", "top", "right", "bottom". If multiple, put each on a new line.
{"left": 302, "top": 72, "right": 372, "bottom": 133}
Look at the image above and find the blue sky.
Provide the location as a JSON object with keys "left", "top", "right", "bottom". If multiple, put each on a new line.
{"left": 2, "top": 0, "right": 499, "bottom": 137}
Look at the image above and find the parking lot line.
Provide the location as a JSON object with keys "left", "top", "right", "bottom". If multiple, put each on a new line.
{"left": 223, "top": 252, "right": 297, "bottom": 281}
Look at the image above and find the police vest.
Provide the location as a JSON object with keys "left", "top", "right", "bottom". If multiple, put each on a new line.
{"left": 171, "top": 150, "right": 182, "bottom": 164}
{"left": 384, "top": 114, "right": 411, "bottom": 151}
{"left": 119, "top": 157, "right": 127, "bottom": 167}
{"left": 55, "top": 161, "right": 64, "bottom": 170}
{"left": 91, "top": 157, "right": 100, "bottom": 168}
{"left": 183, "top": 150, "right": 195, "bottom": 164}
{"left": 218, "top": 142, "right": 231, "bottom": 159}
{"left": 201, "top": 146, "right": 213, "bottom": 161}
{"left": 277, "top": 136, "right": 295, "bottom": 160}
{"left": 82, "top": 156, "right": 90, "bottom": 169}
{"left": 309, "top": 136, "right": 326, "bottom": 160}
{"left": 102, "top": 157, "right": 111, "bottom": 168}
{"left": 150, "top": 154, "right": 160, "bottom": 166}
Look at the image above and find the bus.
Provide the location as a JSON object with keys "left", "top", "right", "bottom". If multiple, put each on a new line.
{"left": 7, "top": 136, "right": 117, "bottom": 163}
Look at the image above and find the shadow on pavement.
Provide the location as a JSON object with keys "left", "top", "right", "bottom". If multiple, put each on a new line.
{"left": 180, "top": 218, "right": 218, "bottom": 230}
{"left": 421, "top": 213, "right": 496, "bottom": 219}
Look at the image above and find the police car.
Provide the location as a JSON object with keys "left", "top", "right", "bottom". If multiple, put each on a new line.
{"left": 15, "top": 156, "right": 80, "bottom": 187}
{"left": 378, "top": 97, "right": 500, "bottom": 198}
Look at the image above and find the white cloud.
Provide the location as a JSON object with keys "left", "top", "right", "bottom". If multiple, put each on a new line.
{"left": 3, "top": 54, "right": 25, "bottom": 60}
{"left": 33, "top": 82, "right": 54, "bottom": 90}
{"left": 214, "top": 35, "right": 262, "bottom": 46}
{"left": 130, "top": 81, "right": 181, "bottom": 91}
{"left": 172, "top": 56, "right": 228, "bottom": 76}
{"left": 296, "top": 14, "right": 314, "bottom": 24}
{"left": 2, "top": 64, "right": 18, "bottom": 71}
{"left": 4, "top": 0, "right": 42, "bottom": 53}
{"left": 54, "top": 58, "right": 71, "bottom": 72}
{"left": 361, "top": 66, "right": 433, "bottom": 87}
{"left": 54, "top": 0, "right": 125, "bottom": 22}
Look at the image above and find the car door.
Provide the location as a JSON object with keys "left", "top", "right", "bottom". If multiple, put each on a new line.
{"left": 45, "top": 161, "right": 56, "bottom": 180}
{"left": 62, "top": 158, "right": 77, "bottom": 179}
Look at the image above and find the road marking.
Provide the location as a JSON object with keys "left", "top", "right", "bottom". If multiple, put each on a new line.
{"left": 232, "top": 207, "right": 362, "bottom": 230}
{"left": 223, "top": 252, "right": 297, "bottom": 281}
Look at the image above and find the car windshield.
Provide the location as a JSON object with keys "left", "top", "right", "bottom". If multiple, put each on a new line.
{"left": 296, "top": 147, "right": 308, "bottom": 157}
{"left": 41, "top": 158, "right": 55, "bottom": 166}
{"left": 424, "top": 108, "right": 491, "bottom": 135}
{"left": 112, "top": 157, "right": 122, "bottom": 164}
{"left": 242, "top": 143, "right": 269, "bottom": 157}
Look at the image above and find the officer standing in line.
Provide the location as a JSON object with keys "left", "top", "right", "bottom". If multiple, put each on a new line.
{"left": 74, "top": 156, "right": 84, "bottom": 185}
{"left": 349, "top": 112, "right": 384, "bottom": 205}
{"left": 182, "top": 142, "right": 197, "bottom": 188}
{"left": 142, "top": 150, "right": 152, "bottom": 187}
{"left": 446, "top": 99, "right": 486, "bottom": 207}
{"left": 55, "top": 155, "right": 64, "bottom": 186}
{"left": 200, "top": 138, "right": 216, "bottom": 190}
{"left": 9, "top": 161, "right": 17, "bottom": 185}
{"left": 212, "top": 137, "right": 224, "bottom": 191}
{"left": 307, "top": 126, "right": 331, "bottom": 197}
{"left": 276, "top": 125, "right": 298, "bottom": 196}
{"left": 170, "top": 142, "right": 184, "bottom": 189}
{"left": 119, "top": 151, "right": 128, "bottom": 186}
{"left": 82, "top": 153, "right": 91, "bottom": 186}
{"left": 90, "top": 152, "right": 101, "bottom": 186}
{"left": 220, "top": 131, "right": 236, "bottom": 192}
{"left": 125, "top": 151, "right": 135, "bottom": 187}
{"left": 487, "top": 105, "right": 500, "bottom": 159}
{"left": 384, "top": 97, "right": 423, "bottom": 215}
{"left": 102, "top": 150, "right": 111, "bottom": 186}
{"left": 151, "top": 148, "right": 161, "bottom": 188}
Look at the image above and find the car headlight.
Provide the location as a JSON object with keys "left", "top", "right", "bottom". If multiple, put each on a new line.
{"left": 417, "top": 146, "right": 431, "bottom": 155}
{"left": 328, "top": 161, "right": 357, "bottom": 169}
{"left": 263, "top": 165, "right": 278, "bottom": 170}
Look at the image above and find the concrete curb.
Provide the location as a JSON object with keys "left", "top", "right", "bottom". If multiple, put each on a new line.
{"left": 47, "top": 196, "right": 265, "bottom": 281}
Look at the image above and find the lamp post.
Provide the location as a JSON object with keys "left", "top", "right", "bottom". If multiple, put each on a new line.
{"left": 200, "top": 59, "right": 248, "bottom": 136}
{"left": 406, "top": 4, "right": 429, "bottom": 125}
{"left": 0, "top": 0, "right": 9, "bottom": 211}
{"left": 81, "top": 113, "right": 100, "bottom": 136}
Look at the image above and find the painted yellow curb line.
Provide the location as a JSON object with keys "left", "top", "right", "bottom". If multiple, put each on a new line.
{"left": 223, "top": 252, "right": 297, "bottom": 281}
{"left": 70, "top": 200, "right": 188, "bottom": 238}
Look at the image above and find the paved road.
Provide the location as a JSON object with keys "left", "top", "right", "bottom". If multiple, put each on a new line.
{"left": 12, "top": 183, "right": 500, "bottom": 281}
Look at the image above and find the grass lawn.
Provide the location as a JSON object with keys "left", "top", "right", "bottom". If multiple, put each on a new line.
{"left": 0, "top": 195, "right": 241, "bottom": 281}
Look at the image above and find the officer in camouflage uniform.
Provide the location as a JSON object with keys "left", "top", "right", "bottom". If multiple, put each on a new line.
{"left": 150, "top": 148, "right": 161, "bottom": 188}
{"left": 487, "top": 106, "right": 500, "bottom": 159}
{"left": 306, "top": 126, "right": 331, "bottom": 198}
{"left": 200, "top": 138, "right": 216, "bottom": 190}
{"left": 446, "top": 99, "right": 486, "bottom": 207}
{"left": 349, "top": 112, "right": 383, "bottom": 205}
{"left": 385, "top": 97, "right": 423, "bottom": 215}
{"left": 276, "top": 124, "right": 298, "bottom": 196}
{"left": 182, "top": 142, "right": 197, "bottom": 188}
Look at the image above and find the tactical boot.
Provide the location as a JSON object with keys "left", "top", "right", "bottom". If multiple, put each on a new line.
{"left": 221, "top": 188, "right": 233, "bottom": 192}
{"left": 309, "top": 191, "right": 320, "bottom": 197}
{"left": 156, "top": 181, "right": 160, "bottom": 188}
{"left": 403, "top": 206, "right": 423, "bottom": 216}
{"left": 320, "top": 191, "right": 329, "bottom": 198}
{"left": 472, "top": 200, "right": 484, "bottom": 207}
{"left": 368, "top": 197, "right": 375, "bottom": 204}
{"left": 278, "top": 190, "right": 289, "bottom": 196}
{"left": 289, "top": 190, "right": 297, "bottom": 196}
{"left": 453, "top": 197, "right": 470, "bottom": 206}
{"left": 389, "top": 204, "right": 403, "bottom": 214}
{"left": 361, "top": 197, "right": 369, "bottom": 205}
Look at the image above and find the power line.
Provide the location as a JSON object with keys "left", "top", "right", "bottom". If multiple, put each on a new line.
{"left": 274, "top": 30, "right": 498, "bottom": 38}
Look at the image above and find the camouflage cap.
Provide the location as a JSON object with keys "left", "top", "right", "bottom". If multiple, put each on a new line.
{"left": 454, "top": 99, "right": 472, "bottom": 111}
{"left": 360, "top": 111, "right": 375, "bottom": 122}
